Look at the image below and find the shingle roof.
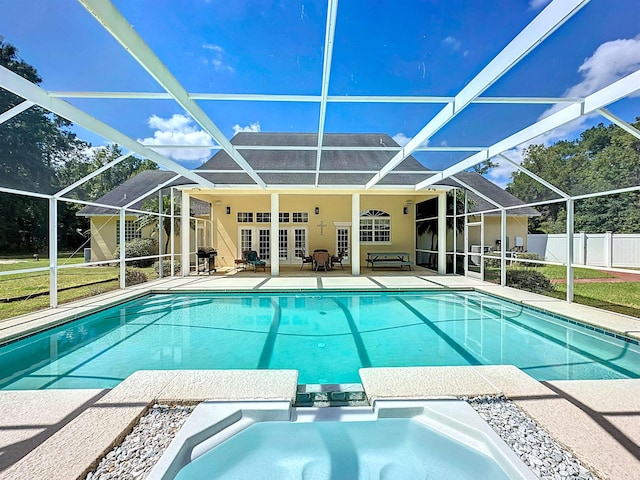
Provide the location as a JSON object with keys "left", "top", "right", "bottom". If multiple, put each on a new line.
{"left": 78, "top": 133, "right": 538, "bottom": 217}
{"left": 77, "top": 170, "right": 208, "bottom": 216}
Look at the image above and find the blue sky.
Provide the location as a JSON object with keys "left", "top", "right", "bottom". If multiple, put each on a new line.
{"left": 1, "top": 0, "right": 640, "bottom": 187}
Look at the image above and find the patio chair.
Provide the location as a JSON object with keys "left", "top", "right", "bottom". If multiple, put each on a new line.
{"left": 245, "top": 250, "right": 266, "bottom": 272}
{"left": 297, "top": 249, "right": 313, "bottom": 270}
{"left": 313, "top": 251, "right": 330, "bottom": 272}
{"left": 331, "top": 250, "right": 345, "bottom": 270}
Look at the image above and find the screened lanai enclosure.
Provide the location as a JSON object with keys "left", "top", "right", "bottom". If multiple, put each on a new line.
{"left": 1, "top": 0, "right": 640, "bottom": 317}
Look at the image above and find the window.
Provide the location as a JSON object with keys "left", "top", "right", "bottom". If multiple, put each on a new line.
{"left": 292, "top": 212, "right": 308, "bottom": 223}
{"left": 279, "top": 212, "right": 290, "bottom": 223}
{"left": 237, "top": 212, "right": 254, "bottom": 223}
{"left": 116, "top": 219, "right": 142, "bottom": 244}
{"left": 256, "top": 212, "right": 271, "bottom": 223}
{"left": 360, "top": 209, "right": 391, "bottom": 243}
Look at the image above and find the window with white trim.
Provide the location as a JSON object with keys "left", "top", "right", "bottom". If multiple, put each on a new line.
{"left": 116, "top": 219, "right": 142, "bottom": 244}
{"left": 256, "top": 212, "right": 271, "bottom": 223}
{"left": 279, "top": 212, "right": 290, "bottom": 223}
{"left": 360, "top": 209, "right": 391, "bottom": 243}
{"left": 292, "top": 212, "right": 308, "bottom": 223}
{"left": 237, "top": 212, "right": 253, "bottom": 223}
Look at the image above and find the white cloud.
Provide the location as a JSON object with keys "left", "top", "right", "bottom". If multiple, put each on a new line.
{"left": 537, "top": 35, "right": 640, "bottom": 142}
{"left": 138, "top": 114, "right": 214, "bottom": 166}
{"left": 529, "top": 0, "right": 551, "bottom": 10}
{"left": 202, "top": 43, "right": 235, "bottom": 73}
{"left": 443, "top": 36, "right": 461, "bottom": 51}
{"left": 392, "top": 132, "right": 411, "bottom": 147}
{"left": 232, "top": 121, "right": 261, "bottom": 135}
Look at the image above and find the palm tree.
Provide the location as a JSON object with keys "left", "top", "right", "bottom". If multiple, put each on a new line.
{"left": 136, "top": 195, "right": 193, "bottom": 253}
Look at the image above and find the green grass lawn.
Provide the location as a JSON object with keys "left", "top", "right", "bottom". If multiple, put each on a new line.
{"left": 0, "top": 257, "right": 157, "bottom": 320}
{"left": 539, "top": 265, "right": 615, "bottom": 280}
{"left": 551, "top": 282, "right": 640, "bottom": 317}
{"left": 484, "top": 265, "right": 640, "bottom": 318}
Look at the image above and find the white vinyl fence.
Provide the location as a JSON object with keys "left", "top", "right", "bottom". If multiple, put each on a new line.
{"left": 527, "top": 232, "right": 640, "bottom": 268}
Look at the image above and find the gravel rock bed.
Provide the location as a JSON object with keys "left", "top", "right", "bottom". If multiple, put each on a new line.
{"left": 85, "top": 404, "right": 193, "bottom": 480}
{"left": 468, "top": 395, "right": 599, "bottom": 480}
{"left": 86, "top": 396, "right": 600, "bottom": 480}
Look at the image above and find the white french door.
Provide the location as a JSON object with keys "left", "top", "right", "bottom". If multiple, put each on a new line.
{"left": 335, "top": 225, "right": 351, "bottom": 264}
{"left": 240, "top": 227, "right": 307, "bottom": 264}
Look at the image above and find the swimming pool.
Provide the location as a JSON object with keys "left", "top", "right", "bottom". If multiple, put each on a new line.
{"left": 1, "top": 290, "right": 638, "bottom": 389}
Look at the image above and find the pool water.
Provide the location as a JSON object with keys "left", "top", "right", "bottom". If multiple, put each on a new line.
{"left": 1, "top": 291, "right": 638, "bottom": 389}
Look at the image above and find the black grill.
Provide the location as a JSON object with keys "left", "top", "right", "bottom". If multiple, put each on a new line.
{"left": 197, "top": 247, "right": 217, "bottom": 274}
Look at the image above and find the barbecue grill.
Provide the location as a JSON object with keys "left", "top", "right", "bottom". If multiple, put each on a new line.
{"left": 196, "top": 247, "right": 217, "bottom": 274}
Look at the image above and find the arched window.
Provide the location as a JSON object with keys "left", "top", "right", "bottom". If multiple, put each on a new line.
{"left": 360, "top": 209, "right": 391, "bottom": 244}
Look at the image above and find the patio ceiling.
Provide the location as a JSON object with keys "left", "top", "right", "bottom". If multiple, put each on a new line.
{"left": 1, "top": 0, "right": 640, "bottom": 201}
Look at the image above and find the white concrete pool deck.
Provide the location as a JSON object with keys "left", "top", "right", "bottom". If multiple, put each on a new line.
{"left": 0, "top": 273, "right": 639, "bottom": 479}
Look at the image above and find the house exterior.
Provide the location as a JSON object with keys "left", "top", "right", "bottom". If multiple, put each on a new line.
{"left": 79, "top": 133, "right": 538, "bottom": 273}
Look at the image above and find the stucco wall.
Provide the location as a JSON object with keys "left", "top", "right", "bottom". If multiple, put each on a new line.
{"left": 88, "top": 215, "right": 202, "bottom": 262}
{"left": 205, "top": 193, "right": 432, "bottom": 268}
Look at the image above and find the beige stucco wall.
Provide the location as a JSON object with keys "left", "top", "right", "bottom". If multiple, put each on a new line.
{"left": 88, "top": 215, "right": 206, "bottom": 262}
{"left": 88, "top": 193, "right": 530, "bottom": 269}
{"left": 466, "top": 215, "right": 530, "bottom": 251}
{"left": 202, "top": 192, "right": 435, "bottom": 268}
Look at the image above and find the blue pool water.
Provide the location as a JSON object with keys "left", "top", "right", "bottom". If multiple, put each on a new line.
{"left": 0, "top": 291, "right": 638, "bottom": 389}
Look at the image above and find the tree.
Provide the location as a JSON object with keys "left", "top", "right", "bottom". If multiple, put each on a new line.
{"left": 506, "top": 120, "right": 640, "bottom": 234}
{"left": 57, "top": 144, "right": 158, "bottom": 201}
{"left": 0, "top": 39, "right": 87, "bottom": 253}
{"left": 136, "top": 195, "right": 192, "bottom": 253}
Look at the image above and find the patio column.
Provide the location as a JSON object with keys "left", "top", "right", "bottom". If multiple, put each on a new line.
{"left": 500, "top": 208, "right": 507, "bottom": 286}
{"left": 119, "top": 208, "right": 126, "bottom": 289}
{"left": 566, "top": 198, "right": 574, "bottom": 302}
{"left": 270, "top": 193, "right": 279, "bottom": 276}
{"left": 351, "top": 194, "right": 360, "bottom": 275}
{"left": 49, "top": 197, "right": 58, "bottom": 307}
{"left": 170, "top": 188, "right": 175, "bottom": 276}
{"left": 437, "top": 192, "right": 446, "bottom": 274}
{"left": 181, "top": 190, "right": 190, "bottom": 277}
{"left": 158, "top": 190, "right": 163, "bottom": 278}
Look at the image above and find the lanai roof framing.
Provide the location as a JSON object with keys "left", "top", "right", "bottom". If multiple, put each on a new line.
{"left": 78, "top": 0, "right": 266, "bottom": 189}
{"left": 365, "top": 0, "right": 590, "bottom": 190}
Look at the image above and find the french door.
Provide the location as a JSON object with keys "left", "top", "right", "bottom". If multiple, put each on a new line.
{"left": 239, "top": 227, "right": 307, "bottom": 264}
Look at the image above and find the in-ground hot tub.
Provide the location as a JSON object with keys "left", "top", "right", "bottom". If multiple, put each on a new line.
{"left": 147, "top": 400, "right": 537, "bottom": 480}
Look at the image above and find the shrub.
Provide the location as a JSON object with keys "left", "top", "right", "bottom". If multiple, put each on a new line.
{"left": 122, "top": 267, "right": 148, "bottom": 286}
{"left": 506, "top": 268, "right": 553, "bottom": 294}
{"left": 154, "top": 260, "right": 180, "bottom": 276}
{"left": 513, "top": 252, "right": 543, "bottom": 267}
{"left": 113, "top": 238, "right": 158, "bottom": 267}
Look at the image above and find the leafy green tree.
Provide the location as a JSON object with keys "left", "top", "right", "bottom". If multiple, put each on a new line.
{"left": 57, "top": 144, "right": 158, "bottom": 201}
{"left": 506, "top": 120, "right": 640, "bottom": 234}
{"left": 0, "top": 39, "right": 87, "bottom": 253}
{"left": 136, "top": 195, "right": 192, "bottom": 253}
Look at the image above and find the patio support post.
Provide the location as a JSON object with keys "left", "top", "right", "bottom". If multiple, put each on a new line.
{"left": 181, "top": 190, "right": 190, "bottom": 277}
{"left": 351, "top": 194, "right": 360, "bottom": 275}
{"left": 480, "top": 213, "right": 485, "bottom": 280}
{"left": 500, "top": 208, "right": 507, "bottom": 286}
{"left": 270, "top": 193, "right": 279, "bottom": 276}
{"left": 463, "top": 191, "right": 469, "bottom": 276}
{"left": 158, "top": 189, "right": 163, "bottom": 278}
{"left": 49, "top": 197, "right": 58, "bottom": 307}
{"left": 438, "top": 192, "right": 446, "bottom": 274}
{"left": 170, "top": 188, "right": 175, "bottom": 276}
{"left": 566, "top": 198, "right": 574, "bottom": 302}
{"left": 453, "top": 189, "right": 457, "bottom": 275}
{"left": 119, "top": 208, "right": 126, "bottom": 289}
